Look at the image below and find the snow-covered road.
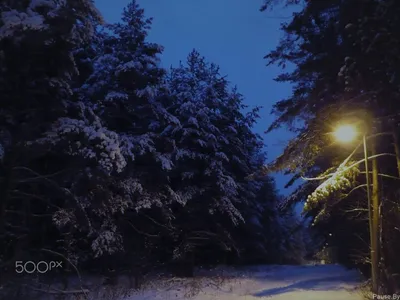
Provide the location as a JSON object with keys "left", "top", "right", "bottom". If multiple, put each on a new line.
{"left": 124, "top": 264, "right": 364, "bottom": 300}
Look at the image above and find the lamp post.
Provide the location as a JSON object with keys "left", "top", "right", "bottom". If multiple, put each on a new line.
{"left": 333, "top": 124, "right": 379, "bottom": 293}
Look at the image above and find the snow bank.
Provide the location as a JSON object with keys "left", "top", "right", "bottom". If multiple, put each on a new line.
{"left": 121, "top": 264, "right": 363, "bottom": 300}
{"left": 7, "top": 264, "right": 363, "bottom": 300}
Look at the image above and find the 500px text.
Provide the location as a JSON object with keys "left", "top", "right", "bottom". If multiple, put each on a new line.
{"left": 15, "top": 261, "right": 63, "bottom": 274}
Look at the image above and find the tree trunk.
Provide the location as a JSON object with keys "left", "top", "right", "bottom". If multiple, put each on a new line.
{"left": 371, "top": 140, "right": 380, "bottom": 293}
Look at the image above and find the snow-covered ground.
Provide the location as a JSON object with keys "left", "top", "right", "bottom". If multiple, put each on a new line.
{"left": 7, "top": 264, "right": 363, "bottom": 299}
{"left": 121, "top": 264, "right": 363, "bottom": 300}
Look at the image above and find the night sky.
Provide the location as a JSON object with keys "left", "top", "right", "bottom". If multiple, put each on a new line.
{"left": 95, "top": 0, "right": 302, "bottom": 198}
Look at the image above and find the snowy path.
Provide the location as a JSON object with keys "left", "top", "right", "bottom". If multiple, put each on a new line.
{"left": 124, "top": 264, "right": 364, "bottom": 300}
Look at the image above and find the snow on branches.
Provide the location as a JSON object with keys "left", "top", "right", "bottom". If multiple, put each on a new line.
{"left": 91, "top": 222, "right": 123, "bottom": 258}
{"left": 38, "top": 117, "right": 128, "bottom": 174}
{"left": 304, "top": 158, "right": 360, "bottom": 223}
{"left": 0, "top": 0, "right": 101, "bottom": 43}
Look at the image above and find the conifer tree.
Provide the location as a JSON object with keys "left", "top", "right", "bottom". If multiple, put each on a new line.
{"left": 43, "top": 0, "right": 182, "bottom": 264}
{"left": 165, "top": 50, "right": 286, "bottom": 265}
{"left": 262, "top": 0, "right": 400, "bottom": 290}
{"left": 0, "top": 0, "right": 103, "bottom": 268}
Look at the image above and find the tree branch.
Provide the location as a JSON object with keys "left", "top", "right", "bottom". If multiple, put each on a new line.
{"left": 359, "top": 172, "right": 400, "bottom": 180}
{"left": 303, "top": 153, "right": 396, "bottom": 181}
{"left": 124, "top": 218, "right": 159, "bottom": 238}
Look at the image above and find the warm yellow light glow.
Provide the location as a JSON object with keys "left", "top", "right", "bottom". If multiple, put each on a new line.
{"left": 333, "top": 124, "right": 358, "bottom": 143}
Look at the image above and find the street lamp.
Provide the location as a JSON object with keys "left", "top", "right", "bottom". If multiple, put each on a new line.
{"left": 332, "top": 123, "right": 379, "bottom": 293}
{"left": 333, "top": 124, "right": 358, "bottom": 143}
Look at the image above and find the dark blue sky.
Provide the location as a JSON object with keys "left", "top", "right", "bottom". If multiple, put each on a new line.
{"left": 94, "top": 0, "right": 302, "bottom": 197}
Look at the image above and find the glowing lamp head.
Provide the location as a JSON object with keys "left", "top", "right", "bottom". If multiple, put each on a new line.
{"left": 333, "top": 124, "right": 358, "bottom": 143}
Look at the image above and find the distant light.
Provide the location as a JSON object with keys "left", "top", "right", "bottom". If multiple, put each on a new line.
{"left": 329, "top": 233, "right": 332, "bottom": 236}
{"left": 333, "top": 124, "right": 358, "bottom": 143}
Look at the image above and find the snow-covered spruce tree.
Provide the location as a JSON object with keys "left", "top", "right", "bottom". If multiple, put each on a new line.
{"left": 0, "top": 0, "right": 103, "bottom": 272}
{"left": 163, "top": 50, "right": 281, "bottom": 267}
{"left": 66, "top": 1, "right": 183, "bottom": 270}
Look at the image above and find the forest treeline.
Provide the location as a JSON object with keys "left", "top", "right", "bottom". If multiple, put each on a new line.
{"left": 263, "top": 0, "right": 400, "bottom": 293}
{"left": 0, "top": 0, "right": 306, "bottom": 292}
